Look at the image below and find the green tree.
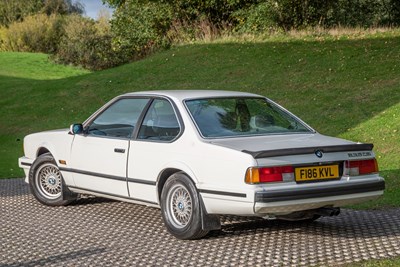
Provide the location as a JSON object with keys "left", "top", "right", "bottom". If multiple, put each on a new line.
{"left": 0, "top": 0, "right": 84, "bottom": 27}
{"left": 110, "top": 0, "right": 173, "bottom": 56}
{"left": 0, "top": 0, "right": 42, "bottom": 26}
{"left": 55, "top": 14, "right": 127, "bottom": 70}
{"left": 0, "top": 14, "right": 64, "bottom": 53}
{"left": 41, "top": 0, "right": 84, "bottom": 16}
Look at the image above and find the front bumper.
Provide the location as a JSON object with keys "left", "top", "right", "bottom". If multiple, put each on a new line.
{"left": 18, "top": 156, "right": 33, "bottom": 183}
{"left": 254, "top": 178, "right": 385, "bottom": 215}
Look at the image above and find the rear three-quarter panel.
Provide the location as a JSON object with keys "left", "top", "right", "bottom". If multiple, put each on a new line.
{"left": 127, "top": 131, "right": 257, "bottom": 211}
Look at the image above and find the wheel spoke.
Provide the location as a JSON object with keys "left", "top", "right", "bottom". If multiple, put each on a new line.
{"left": 166, "top": 184, "right": 193, "bottom": 228}
{"left": 35, "top": 163, "right": 62, "bottom": 199}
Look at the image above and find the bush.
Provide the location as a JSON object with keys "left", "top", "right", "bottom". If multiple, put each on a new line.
{"left": 110, "top": 0, "right": 173, "bottom": 57}
{"left": 328, "top": 0, "right": 400, "bottom": 27}
{"left": 0, "top": 14, "right": 63, "bottom": 53}
{"left": 108, "top": 0, "right": 260, "bottom": 57}
{"left": 54, "top": 15, "right": 127, "bottom": 70}
{"left": 232, "top": 0, "right": 400, "bottom": 33}
{"left": 0, "top": 0, "right": 84, "bottom": 27}
{"left": 166, "top": 0, "right": 258, "bottom": 25}
{"left": 232, "top": 0, "right": 340, "bottom": 32}
{"left": 167, "top": 18, "right": 224, "bottom": 43}
{"left": 232, "top": 2, "right": 279, "bottom": 33}
{"left": 0, "top": 12, "right": 129, "bottom": 70}
{"left": 0, "top": 0, "right": 43, "bottom": 27}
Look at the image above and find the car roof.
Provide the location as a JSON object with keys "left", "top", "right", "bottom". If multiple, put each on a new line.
{"left": 123, "top": 90, "right": 262, "bottom": 101}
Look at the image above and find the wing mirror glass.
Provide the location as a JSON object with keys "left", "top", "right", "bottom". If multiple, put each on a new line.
{"left": 69, "top": 123, "right": 83, "bottom": 135}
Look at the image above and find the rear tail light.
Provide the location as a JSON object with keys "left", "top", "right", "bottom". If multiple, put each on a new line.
{"left": 345, "top": 159, "right": 378, "bottom": 176}
{"left": 245, "top": 166, "right": 294, "bottom": 184}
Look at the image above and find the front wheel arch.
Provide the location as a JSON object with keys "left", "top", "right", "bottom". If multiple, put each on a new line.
{"left": 29, "top": 153, "right": 76, "bottom": 206}
{"left": 36, "top": 147, "right": 51, "bottom": 158}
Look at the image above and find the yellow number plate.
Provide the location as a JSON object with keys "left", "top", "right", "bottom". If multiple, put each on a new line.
{"left": 295, "top": 165, "right": 339, "bottom": 182}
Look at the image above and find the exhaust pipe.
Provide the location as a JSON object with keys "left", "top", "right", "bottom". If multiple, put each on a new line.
{"left": 314, "top": 207, "right": 341, "bottom": 217}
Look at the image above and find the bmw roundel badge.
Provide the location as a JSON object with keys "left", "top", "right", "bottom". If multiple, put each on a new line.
{"left": 315, "top": 150, "right": 323, "bottom": 158}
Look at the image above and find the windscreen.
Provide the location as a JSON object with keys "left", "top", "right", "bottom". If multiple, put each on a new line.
{"left": 185, "top": 97, "right": 312, "bottom": 138}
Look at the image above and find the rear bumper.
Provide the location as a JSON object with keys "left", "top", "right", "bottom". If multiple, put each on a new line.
{"left": 254, "top": 178, "right": 385, "bottom": 215}
{"left": 255, "top": 179, "right": 385, "bottom": 202}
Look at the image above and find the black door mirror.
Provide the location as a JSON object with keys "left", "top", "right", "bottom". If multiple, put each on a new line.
{"left": 69, "top": 123, "right": 83, "bottom": 135}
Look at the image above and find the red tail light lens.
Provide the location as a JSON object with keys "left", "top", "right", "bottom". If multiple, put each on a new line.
{"left": 345, "top": 159, "right": 378, "bottom": 176}
{"left": 246, "top": 166, "right": 294, "bottom": 184}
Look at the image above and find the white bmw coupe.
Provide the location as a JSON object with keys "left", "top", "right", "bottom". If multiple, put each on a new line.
{"left": 19, "top": 90, "right": 385, "bottom": 239}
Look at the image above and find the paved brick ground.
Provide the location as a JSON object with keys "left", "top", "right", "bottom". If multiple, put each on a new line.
{"left": 1, "top": 178, "right": 400, "bottom": 266}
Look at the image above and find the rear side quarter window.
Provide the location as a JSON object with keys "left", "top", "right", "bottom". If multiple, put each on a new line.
{"left": 138, "top": 99, "right": 181, "bottom": 141}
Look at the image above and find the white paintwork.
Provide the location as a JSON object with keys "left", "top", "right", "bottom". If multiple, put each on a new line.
{"left": 69, "top": 135, "right": 130, "bottom": 197}
{"left": 18, "top": 156, "right": 33, "bottom": 183}
{"left": 20, "top": 129, "right": 75, "bottom": 185}
{"left": 19, "top": 90, "right": 385, "bottom": 217}
{"left": 209, "top": 133, "right": 354, "bottom": 152}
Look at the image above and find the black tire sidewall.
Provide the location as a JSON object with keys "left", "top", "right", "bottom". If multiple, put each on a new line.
{"left": 29, "top": 153, "right": 71, "bottom": 206}
{"left": 161, "top": 173, "right": 206, "bottom": 240}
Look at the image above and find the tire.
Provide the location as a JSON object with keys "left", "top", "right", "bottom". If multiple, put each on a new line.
{"left": 161, "top": 173, "right": 209, "bottom": 240}
{"left": 29, "top": 153, "right": 75, "bottom": 206}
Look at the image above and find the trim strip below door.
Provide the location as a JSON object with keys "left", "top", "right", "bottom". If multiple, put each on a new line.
{"left": 198, "top": 189, "right": 247, "bottom": 198}
{"left": 127, "top": 177, "right": 156, "bottom": 186}
{"left": 59, "top": 167, "right": 126, "bottom": 181}
{"left": 59, "top": 167, "right": 156, "bottom": 186}
{"left": 67, "top": 185, "right": 158, "bottom": 205}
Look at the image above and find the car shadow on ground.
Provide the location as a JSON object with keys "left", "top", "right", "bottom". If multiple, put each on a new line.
{"left": 207, "top": 209, "right": 400, "bottom": 240}
{"left": 2, "top": 247, "right": 107, "bottom": 267}
{"left": 71, "top": 196, "right": 115, "bottom": 206}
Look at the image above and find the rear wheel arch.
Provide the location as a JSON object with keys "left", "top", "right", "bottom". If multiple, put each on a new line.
{"left": 156, "top": 163, "right": 200, "bottom": 202}
{"left": 160, "top": 172, "right": 209, "bottom": 239}
{"left": 157, "top": 168, "right": 192, "bottom": 204}
{"left": 158, "top": 170, "right": 221, "bottom": 239}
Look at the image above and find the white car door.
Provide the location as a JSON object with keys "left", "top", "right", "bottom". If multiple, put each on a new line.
{"left": 69, "top": 97, "right": 150, "bottom": 197}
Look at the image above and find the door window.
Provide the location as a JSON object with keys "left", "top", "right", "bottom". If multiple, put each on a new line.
{"left": 87, "top": 98, "right": 149, "bottom": 138}
{"left": 138, "top": 99, "right": 180, "bottom": 141}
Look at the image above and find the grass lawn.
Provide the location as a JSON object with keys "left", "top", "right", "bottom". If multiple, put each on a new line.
{"left": 346, "top": 256, "right": 400, "bottom": 267}
{"left": 0, "top": 32, "right": 399, "bottom": 209}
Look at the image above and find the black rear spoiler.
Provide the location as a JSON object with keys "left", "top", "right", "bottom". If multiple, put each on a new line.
{"left": 242, "top": 143, "right": 374, "bottom": 159}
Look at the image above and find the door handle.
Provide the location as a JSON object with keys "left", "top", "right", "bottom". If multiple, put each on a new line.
{"left": 114, "top": 148, "right": 125, "bottom": 153}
